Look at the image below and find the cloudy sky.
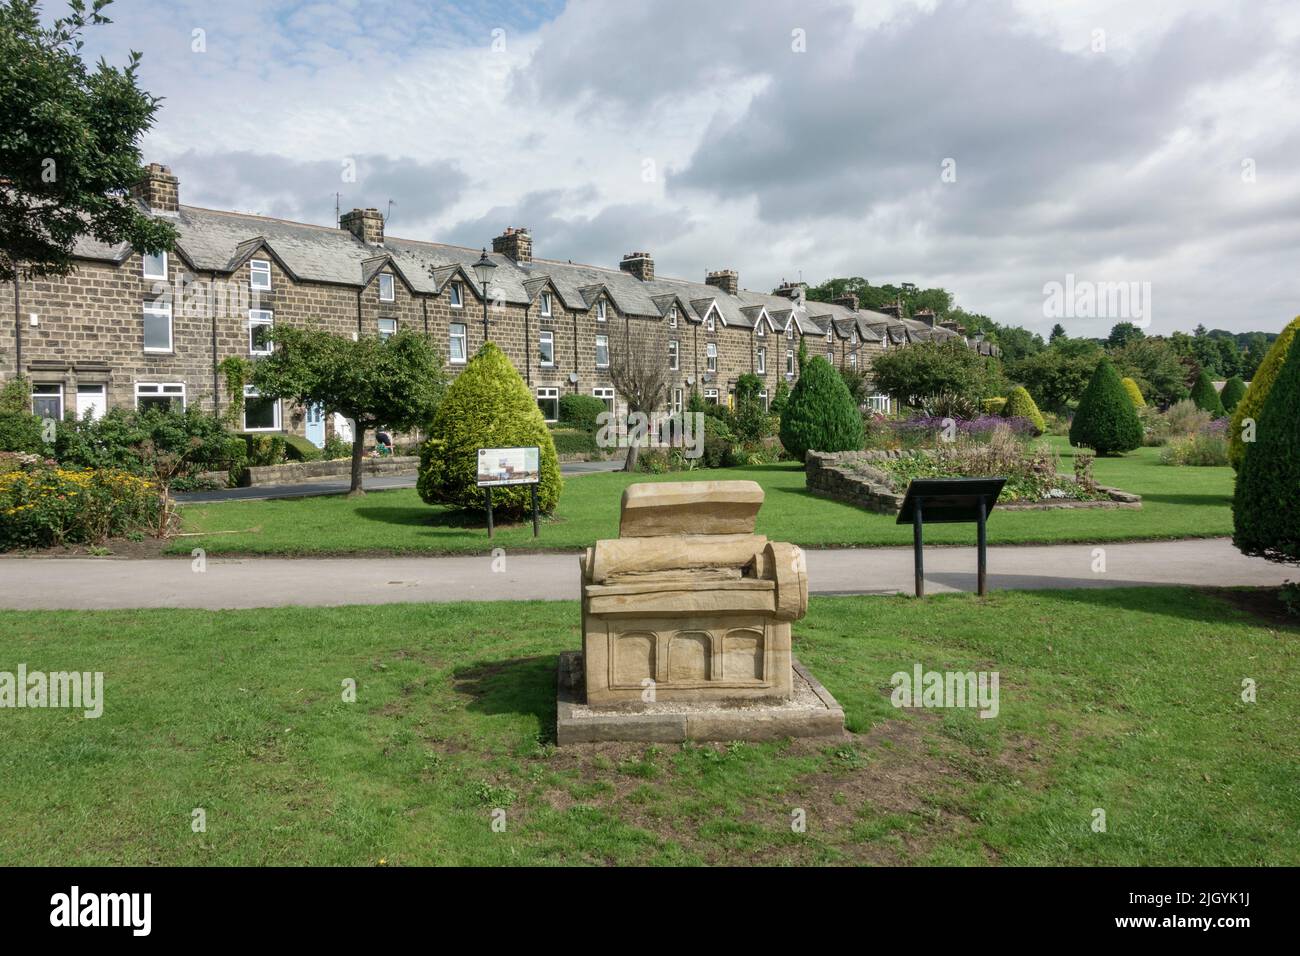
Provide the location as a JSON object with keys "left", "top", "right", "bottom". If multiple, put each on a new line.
{"left": 80, "top": 0, "right": 1300, "bottom": 336}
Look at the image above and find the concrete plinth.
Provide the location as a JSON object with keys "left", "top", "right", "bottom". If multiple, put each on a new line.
{"left": 556, "top": 651, "right": 846, "bottom": 745}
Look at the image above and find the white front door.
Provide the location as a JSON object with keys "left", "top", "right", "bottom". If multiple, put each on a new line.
{"left": 75, "top": 384, "right": 106, "bottom": 420}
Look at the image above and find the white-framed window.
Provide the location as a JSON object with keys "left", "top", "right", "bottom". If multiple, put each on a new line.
{"left": 704, "top": 388, "right": 719, "bottom": 405}
{"left": 537, "top": 386, "right": 559, "bottom": 423}
{"left": 593, "top": 387, "right": 615, "bottom": 413}
{"left": 242, "top": 385, "right": 280, "bottom": 431}
{"left": 449, "top": 322, "right": 467, "bottom": 364}
{"left": 850, "top": 352, "right": 858, "bottom": 370}
{"left": 756, "top": 323, "right": 765, "bottom": 338}
{"left": 449, "top": 282, "right": 463, "bottom": 308}
{"left": 378, "top": 273, "right": 395, "bottom": 302}
{"left": 141, "top": 250, "right": 166, "bottom": 280}
{"left": 134, "top": 382, "right": 185, "bottom": 412}
{"left": 668, "top": 339, "right": 679, "bottom": 370}
{"left": 143, "top": 300, "right": 173, "bottom": 352}
{"left": 539, "top": 329, "right": 555, "bottom": 366}
{"left": 669, "top": 307, "right": 678, "bottom": 328}
{"left": 249, "top": 309, "right": 274, "bottom": 355}
{"left": 786, "top": 349, "right": 795, "bottom": 375}
{"left": 250, "top": 259, "right": 271, "bottom": 291}
{"left": 825, "top": 329, "right": 833, "bottom": 343}
{"left": 756, "top": 347, "right": 766, "bottom": 374}
{"left": 378, "top": 317, "right": 397, "bottom": 341}
{"left": 541, "top": 292, "right": 553, "bottom": 317}
{"left": 786, "top": 325, "right": 794, "bottom": 340}
{"left": 850, "top": 330, "right": 858, "bottom": 345}
{"left": 759, "top": 389, "right": 769, "bottom": 411}
{"left": 706, "top": 342, "right": 717, "bottom": 373}
{"left": 867, "top": 394, "right": 891, "bottom": 414}
{"left": 828, "top": 347, "right": 835, "bottom": 362}
{"left": 673, "top": 387, "right": 683, "bottom": 413}
{"left": 705, "top": 311, "right": 715, "bottom": 332}
{"left": 31, "top": 383, "right": 63, "bottom": 420}
{"left": 76, "top": 383, "right": 106, "bottom": 421}
{"left": 596, "top": 301, "right": 607, "bottom": 322}
{"left": 595, "top": 334, "right": 609, "bottom": 368}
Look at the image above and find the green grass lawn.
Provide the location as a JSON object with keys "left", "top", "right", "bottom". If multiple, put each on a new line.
{"left": 1, "top": 587, "right": 1295, "bottom": 865}
{"left": 173, "top": 438, "right": 1235, "bottom": 556}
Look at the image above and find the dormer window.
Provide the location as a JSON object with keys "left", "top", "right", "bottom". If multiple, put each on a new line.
{"left": 541, "top": 292, "right": 553, "bottom": 317}
{"left": 250, "top": 259, "right": 271, "bottom": 291}
{"left": 669, "top": 307, "right": 678, "bottom": 328}
{"left": 142, "top": 250, "right": 167, "bottom": 280}
{"left": 826, "top": 330, "right": 832, "bottom": 343}
{"left": 756, "top": 323, "right": 765, "bottom": 338}
{"left": 850, "top": 330, "right": 858, "bottom": 345}
{"left": 706, "top": 311, "right": 715, "bottom": 332}
{"left": 596, "top": 301, "right": 607, "bottom": 322}
{"left": 379, "top": 274, "right": 395, "bottom": 302}
{"left": 786, "top": 325, "right": 794, "bottom": 340}
{"left": 449, "top": 282, "right": 463, "bottom": 308}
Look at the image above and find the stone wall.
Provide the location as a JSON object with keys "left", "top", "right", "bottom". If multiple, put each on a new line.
{"left": 244, "top": 455, "right": 420, "bottom": 486}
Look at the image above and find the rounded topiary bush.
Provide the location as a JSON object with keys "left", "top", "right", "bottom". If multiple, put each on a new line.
{"left": 778, "top": 356, "right": 864, "bottom": 461}
{"left": 1230, "top": 317, "right": 1299, "bottom": 471}
{"left": 1189, "top": 369, "right": 1225, "bottom": 416}
{"left": 982, "top": 396, "right": 1007, "bottom": 415}
{"left": 1121, "top": 377, "right": 1146, "bottom": 408}
{"left": 1001, "top": 386, "right": 1045, "bottom": 434}
{"left": 1069, "top": 357, "right": 1143, "bottom": 455}
{"left": 418, "top": 342, "right": 561, "bottom": 518}
{"left": 1233, "top": 333, "right": 1300, "bottom": 565}
{"left": 1219, "top": 375, "right": 1246, "bottom": 414}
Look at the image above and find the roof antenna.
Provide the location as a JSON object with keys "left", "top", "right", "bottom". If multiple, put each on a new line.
{"left": 334, "top": 192, "right": 340, "bottom": 228}
{"left": 384, "top": 200, "right": 394, "bottom": 225}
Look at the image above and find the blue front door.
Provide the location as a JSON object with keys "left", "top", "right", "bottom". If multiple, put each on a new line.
{"left": 305, "top": 402, "right": 325, "bottom": 448}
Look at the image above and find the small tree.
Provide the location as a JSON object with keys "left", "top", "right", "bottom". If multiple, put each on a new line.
{"left": 1233, "top": 334, "right": 1300, "bottom": 567}
{"left": 1001, "top": 385, "right": 1046, "bottom": 434}
{"left": 779, "top": 356, "right": 864, "bottom": 461}
{"left": 768, "top": 380, "right": 791, "bottom": 416}
{"left": 1219, "top": 375, "right": 1246, "bottom": 414}
{"left": 606, "top": 321, "right": 671, "bottom": 471}
{"left": 252, "top": 327, "right": 445, "bottom": 495}
{"left": 1229, "top": 317, "right": 1299, "bottom": 470}
{"left": 1, "top": 0, "right": 176, "bottom": 282}
{"left": 871, "top": 340, "right": 1005, "bottom": 411}
{"left": 418, "top": 342, "right": 560, "bottom": 517}
{"left": 1069, "top": 357, "right": 1143, "bottom": 455}
{"left": 1189, "top": 369, "right": 1225, "bottom": 416}
{"left": 1120, "top": 376, "right": 1146, "bottom": 408}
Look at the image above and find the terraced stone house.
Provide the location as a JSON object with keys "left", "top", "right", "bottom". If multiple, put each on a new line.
{"left": 0, "top": 164, "right": 998, "bottom": 444}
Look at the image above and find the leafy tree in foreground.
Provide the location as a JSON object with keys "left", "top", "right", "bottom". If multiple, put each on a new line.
{"left": 870, "top": 340, "right": 1005, "bottom": 411}
{"left": 1005, "top": 348, "right": 1097, "bottom": 414}
{"left": 252, "top": 327, "right": 445, "bottom": 495}
{"left": 1233, "top": 334, "right": 1300, "bottom": 567}
{"left": 1229, "top": 317, "right": 1300, "bottom": 470}
{"left": 1189, "top": 369, "right": 1225, "bottom": 416}
{"left": 779, "top": 356, "right": 864, "bottom": 461}
{"left": 418, "top": 342, "right": 560, "bottom": 517}
{"left": 1069, "top": 358, "right": 1143, "bottom": 455}
{"left": 1219, "top": 375, "right": 1246, "bottom": 414}
{"left": 1, "top": 0, "right": 176, "bottom": 282}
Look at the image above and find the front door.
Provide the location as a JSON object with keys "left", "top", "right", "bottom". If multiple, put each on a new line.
{"left": 75, "top": 384, "right": 106, "bottom": 421}
{"left": 304, "top": 402, "right": 325, "bottom": 448}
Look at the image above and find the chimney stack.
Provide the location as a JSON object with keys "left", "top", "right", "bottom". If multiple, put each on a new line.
{"left": 832, "top": 293, "right": 859, "bottom": 312}
{"left": 619, "top": 251, "right": 654, "bottom": 281}
{"left": 132, "top": 163, "right": 179, "bottom": 214}
{"left": 773, "top": 279, "right": 808, "bottom": 300}
{"left": 915, "top": 308, "right": 938, "bottom": 327}
{"left": 340, "top": 207, "right": 384, "bottom": 245}
{"left": 492, "top": 226, "right": 532, "bottom": 264}
{"left": 705, "top": 269, "right": 739, "bottom": 296}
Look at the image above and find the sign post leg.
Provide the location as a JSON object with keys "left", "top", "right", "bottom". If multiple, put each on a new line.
{"left": 977, "top": 495, "right": 988, "bottom": 597}
{"left": 913, "top": 497, "right": 924, "bottom": 598}
{"left": 486, "top": 487, "right": 494, "bottom": 538}
{"left": 531, "top": 483, "right": 539, "bottom": 538}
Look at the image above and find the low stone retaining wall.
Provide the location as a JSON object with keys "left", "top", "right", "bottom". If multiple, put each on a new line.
{"left": 805, "top": 450, "right": 1141, "bottom": 513}
{"left": 244, "top": 455, "right": 419, "bottom": 486}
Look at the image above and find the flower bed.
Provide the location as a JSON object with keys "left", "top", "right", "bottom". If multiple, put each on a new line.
{"left": 0, "top": 453, "right": 162, "bottom": 551}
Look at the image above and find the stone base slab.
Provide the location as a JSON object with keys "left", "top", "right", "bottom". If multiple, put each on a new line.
{"left": 556, "top": 651, "right": 845, "bottom": 745}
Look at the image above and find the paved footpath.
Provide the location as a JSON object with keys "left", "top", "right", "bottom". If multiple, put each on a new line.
{"left": 0, "top": 538, "right": 1286, "bottom": 611}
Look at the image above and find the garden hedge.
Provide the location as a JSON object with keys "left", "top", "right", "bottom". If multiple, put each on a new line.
{"left": 558, "top": 393, "right": 606, "bottom": 433}
{"left": 1233, "top": 333, "right": 1300, "bottom": 565}
{"left": 1069, "top": 358, "right": 1143, "bottom": 455}
{"left": 778, "top": 356, "right": 864, "bottom": 461}
{"left": 1229, "top": 316, "right": 1300, "bottom": 470}
{"left": 418, "top": 342, "right": 561, "bottom": 517}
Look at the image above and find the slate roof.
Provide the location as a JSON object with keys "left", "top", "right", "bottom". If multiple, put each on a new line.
{"left": 70, "top": 200, "right": 991, "bottom": 352}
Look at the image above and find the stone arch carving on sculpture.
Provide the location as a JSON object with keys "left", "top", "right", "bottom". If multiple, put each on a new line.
{"left": 613, "top": 631, "right": 656, "bottom": 685}
{"left": 668, "top": 631, "right": 712, "bottom": 682}
{"left": 723, "top": 628, "right": 765, "bottom": 681}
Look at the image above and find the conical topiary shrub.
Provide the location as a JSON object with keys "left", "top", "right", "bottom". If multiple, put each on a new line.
{"left": 1233, "top": 333, "right": 1300, "bottom": 565}
{"left": 1189, "top": 369, "right": 1225, "bottom": 416}
{"left": 1121, "top": 376, "right": 1146, "bottom": 408}
{"left": 418, "top": 342, "right": 561, "bottom": 518}
{"left": 1219, "top": 375, "right": 1246, "bottom": 414}
{"left": 1001, "top": 385, "right": 1046, "bottom": 434}
{"left": 1068, "top": 357, "right": 1143, "bottom": 455}
{"left": 1230, "top": 317, "right": 1300, "bottom": 470}
{"left": 778, "top": 356, "right": 864, "bottom": 461}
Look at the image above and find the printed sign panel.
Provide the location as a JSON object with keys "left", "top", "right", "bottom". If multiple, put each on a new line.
{"left": 476, "top": 446, "right": 541, "bottom": 487}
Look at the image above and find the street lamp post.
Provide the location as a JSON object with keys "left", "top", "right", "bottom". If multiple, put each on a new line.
{"left": 473, "top": 249, "right": 496, "bottom": 341}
